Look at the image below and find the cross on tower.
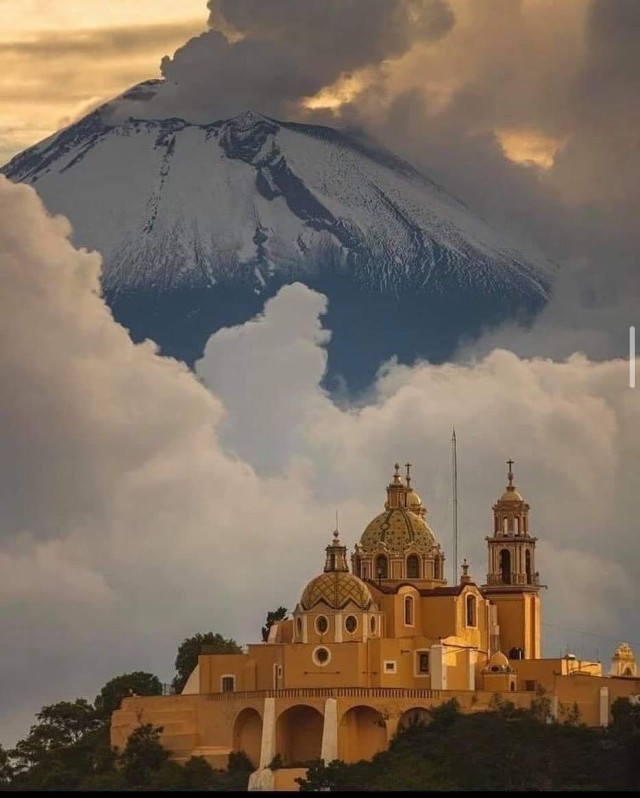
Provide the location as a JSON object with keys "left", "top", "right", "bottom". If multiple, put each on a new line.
{"left": 507, "top": 459, "right": 514, "bottom": 486}
{"left": 405, "top": 462, "right": 412, "bottom": 487}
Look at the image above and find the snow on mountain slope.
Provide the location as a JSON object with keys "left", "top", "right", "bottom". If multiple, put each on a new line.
{"left": 2, "top": 81, "right": 553, "bottom": 299}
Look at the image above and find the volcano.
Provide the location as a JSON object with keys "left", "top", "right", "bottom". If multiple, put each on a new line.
{"left": 2, "top": 80, "right": 554, "bottom": 390}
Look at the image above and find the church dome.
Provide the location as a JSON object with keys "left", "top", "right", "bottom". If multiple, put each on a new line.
{"left": 486, "top": 651, "right": 511, "bottom": 672}
{"left": 407, "top": 490, "right": 422, "bottom": 510}
{"left": 360, "top": 507, "right": 436, "bottom": 554}
{"left": 300, "top": 571, "right": 374, "bottom": 611}
{"left": 499, "top": 486, "right": 523, "bottom": 502}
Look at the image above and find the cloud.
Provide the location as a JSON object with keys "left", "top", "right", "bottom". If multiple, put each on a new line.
{"left": 0, "top": 175, "right": 638, "bottom": 751}
{"left": 116, "top": 0, "right": 454, "bottom": 121}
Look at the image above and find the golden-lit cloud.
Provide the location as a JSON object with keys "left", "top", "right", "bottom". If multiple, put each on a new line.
{"left": 0, "top": 9, "right": 206, "bottom": 164}
{"left": 303, "top": 72, "right": 369, "bottom": 111}
{"left": 497, "top": 129, "right": 568, "bottom": 171}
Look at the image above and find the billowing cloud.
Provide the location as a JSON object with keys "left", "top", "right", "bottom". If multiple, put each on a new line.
{"left": 0, "top": 168, "right": 638, "bottom": 750}
{"left": 116, "top": 0, "right": 454, "bottom": 121}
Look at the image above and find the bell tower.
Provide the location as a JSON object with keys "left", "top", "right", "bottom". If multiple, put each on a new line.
{"left": 482, "top": 461, "right": 542, "bottom": 659}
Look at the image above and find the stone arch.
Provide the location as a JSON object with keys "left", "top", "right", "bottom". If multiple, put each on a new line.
{"left": 276, "top": 705, "right": 323, "bottom": 766}
{"left": 398, "top": 707, "right": 431, "bottom": 732}
{"left": 338, "top": 705, "right": 388, "bottom": 763}
{"left": 232, "top": 707, "right": 263, "bottom": 768}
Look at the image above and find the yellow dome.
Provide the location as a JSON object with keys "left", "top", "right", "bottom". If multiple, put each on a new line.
{"left": 499, "top": 486, "right": 523, "bottom": 502}
{"left": 407, "top": 490, "right": 422, "bottom": 508}
{"left": 359, "top": 507, "right": 436, "bottom": 555}
{"left": 300, "top": 571, "right": 374, "bottom": 611}
{"left": 487, "top": 651, "right": 511, "bottom": 671}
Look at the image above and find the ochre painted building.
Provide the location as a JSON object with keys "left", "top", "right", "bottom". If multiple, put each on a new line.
{"left": 111, "top": 462, "right": 640, "bottom": 791}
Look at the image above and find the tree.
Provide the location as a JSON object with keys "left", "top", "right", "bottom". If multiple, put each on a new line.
{"left": 172, "top": 632, "right": 241, "bottom": 694}
{"left": 118, "top": 723, "right": 169, "bottom": 787}
{"left": 262, "top": 607, "right": 288, "bottom": 642}
{"left": 0, "top": 744, "right": 13, "bottom": 787}
{"left": 10, "top": 699, "right": 100, "bottom": 774}
{"left": 9, "top": 699, "right": 105, "bottom": 789}
{"left": 95, "top": 671, "right": 163, "bottom": 718}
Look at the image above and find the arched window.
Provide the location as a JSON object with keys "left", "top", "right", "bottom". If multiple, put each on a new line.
{"left": 502, "top": 517, "right": 508, "bottom": 534}
{"left": 434, "top": 555, "right": 441, "bottom": 580}
{"left": 296, "top": 617, "right": 303, "bottom": 638}
{"left": 407, "top": 555, "right": 420, "bottom": 579}
{"left": 466, "top": 594, "right": 476, "bottom": 627}
{"left": 525, "top": 550, "right": 532, "bottom": 584}
{"left": 499, "top": 549, "right": 511, "bottom": 584}
{"left": 353, "top": 555, "right": 361, "bottom": 577}
{"left": 404, "top": 595, "right": 414, "bottom": 626}
{"left": 370, "top": 616, "right": 377, "bottom": 635}
{"left": 515, "top": 517, "right": 520, "bottom": 535}
{"left": 375, "top": 555, "right": 388, "bottom": 580}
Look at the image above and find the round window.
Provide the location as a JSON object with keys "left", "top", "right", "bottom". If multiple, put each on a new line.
{"left": 313, "top": 646, "right": 331, "bottom": 667}
{"left": 345, "top": 615, "right": 358, "bottom": 634}
{"left": 315, "top": 615, "right": 329, "bottom": 635}
{"left": 370, "top": 616, "right": 377, "bottom": 635}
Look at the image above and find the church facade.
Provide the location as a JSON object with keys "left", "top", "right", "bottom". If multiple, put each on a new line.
{"left": 111, "top": 462, "right": 640, "bottom": 791}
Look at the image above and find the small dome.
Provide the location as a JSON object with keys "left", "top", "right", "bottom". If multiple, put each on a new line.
{"left": 360, "top": 507, "right": 436, "bottom": 554}
{"left": 301, "top": 571, "right": 374, "bottom": 611}
{"left": 499, "top": 486, "right": 523, "bottom": 502}
{"left": 487, "top": 651, "right": 511, "bottom": 672}
{"left": 407, "top": 490, "right": 422, "bottom": 509}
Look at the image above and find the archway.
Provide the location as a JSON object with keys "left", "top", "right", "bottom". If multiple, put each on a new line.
{"left": 232, "top": 708, "right": 263, "bottom": 768}
{"left": 525, "top": 550, "right": 532, "bottom": 584}
{"left": 276, "top": 705, "right": 323, "bottom": 766}
{"left": 338, "top": 705, "right": 387, "bottom": 763}
{"left": 407, "top": 555, "right": 420, "bottom": 579}
{"left": 499, "top": 549, "right": 511, "bottom": 584}
{"left": 398, "top": 707, "right": 431, "bottom": 732}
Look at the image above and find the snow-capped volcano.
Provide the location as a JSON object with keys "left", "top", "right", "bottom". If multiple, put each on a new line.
{"left": 3, "top": 81, "right": 552, "bottom": 297}
{"left": 2, "top": 81, "right": 554, "bottom": 389}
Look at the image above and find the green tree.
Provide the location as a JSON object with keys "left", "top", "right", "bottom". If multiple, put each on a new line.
{"left": 172, "top": 632, "right": 241, "bottom": 693}
{"left": 262, "top": 606, "right": 288, "bottom": 642}
{"left": 529, "top": 685, "right": 553, "bottom": 723}
{"left": 9, "top": 699, "right": 105, "bottom": 789}
{"left": 0, "top": 743, "right": 13, "bottom": 787}
{"left": 10, "top": 699, "right": 100, "bottom": 773}
{"left": 95, "top": 671, "right": 163, "bottom": 718}
{"left": 118, "top": 723, "right": 169, "bottom": 787}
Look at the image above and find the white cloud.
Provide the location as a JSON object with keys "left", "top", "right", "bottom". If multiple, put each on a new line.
{"left": 0, "top": 175, "right": 638, "bottom": 748}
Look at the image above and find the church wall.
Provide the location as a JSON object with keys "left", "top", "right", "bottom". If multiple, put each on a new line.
{"left": 282, "top": 641, "right": 366, "bottom": 688}
{"left": 485, "top": 592, "right": 539, "bottom": 657}
{"left": 420, "top": 595, "right": 457, "bottom": 639}
{"left": 245, "top": 645, "right": 286, "bottom": 690}
{"left": 198, "top": 653, "right": 251, "bottom": 694}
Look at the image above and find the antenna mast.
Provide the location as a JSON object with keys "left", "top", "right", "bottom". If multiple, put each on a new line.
{"left": 452, "top": 428, "right": 458, "bottom": 584}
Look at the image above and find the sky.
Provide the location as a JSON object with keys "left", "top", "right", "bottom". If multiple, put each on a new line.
{"left": 0, "top": 0, "right": 639, "bottom": 747}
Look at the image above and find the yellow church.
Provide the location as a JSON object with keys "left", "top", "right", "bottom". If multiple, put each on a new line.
{"left": 111, "top": 461, "right": 640, "bottom": 791}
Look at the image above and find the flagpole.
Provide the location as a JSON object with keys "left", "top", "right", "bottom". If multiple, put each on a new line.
{"left": 452, "top": 428, "right": 458, "bottom": 584}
